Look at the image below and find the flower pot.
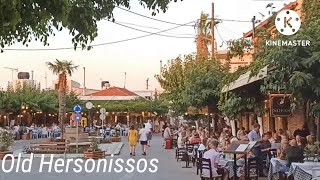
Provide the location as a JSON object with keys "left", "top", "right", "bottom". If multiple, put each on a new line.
{"left": 109, "top": 136, "right": 121, "bottom": 142}
{"left": 21, "top": 134, "right": 29, "bottom": 140}
{"left": 0, "top": 151, "right": 13, "bottom": 160}
{"left": 84, "top": 150, "right": 105, "bottom": 159}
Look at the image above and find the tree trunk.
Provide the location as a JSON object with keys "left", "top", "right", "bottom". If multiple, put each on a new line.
{"left": 58, "top": 73, "right": 67, "bottom": 139}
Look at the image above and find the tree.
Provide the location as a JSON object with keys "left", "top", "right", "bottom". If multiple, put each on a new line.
{"left": 183, "top": 55, "right": 226, "bottom": 111}
{"left": 0, "top": 0, "right": 181, "bottom": 51}
{"left": 196, "top": 12, "right": 212, "bottom": 59}
{"left": 252, "top": 2, "right": 320, "bottom": 137}
{"left": 155, "top": 55, "right": 191, "bottom": 114}
{"left": 47, "top": 59, "right": 78, "bottom": 138}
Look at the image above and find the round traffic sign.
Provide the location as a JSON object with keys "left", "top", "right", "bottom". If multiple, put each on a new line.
{"left": 99, "top": 114, "right": 106, "bottom": 120}
{"left": 74, "top": 114, "right": 82, "bottom": 122}
{"left": 100, "top": 108, "right": 106, "bottom": 114}
{"left": 86, "top": 102, "right": 93, "bottom": 109}
{"left": 73, "top": 105, "right": 82, "bottom": 113}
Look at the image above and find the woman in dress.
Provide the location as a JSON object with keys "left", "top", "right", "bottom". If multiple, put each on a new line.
{"left": 128, "top": 125, "right": 138, "bottom": 156}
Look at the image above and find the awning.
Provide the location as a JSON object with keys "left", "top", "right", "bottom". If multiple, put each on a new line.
{"left": 222, "top": 65, "right": 268, "bottom": 93}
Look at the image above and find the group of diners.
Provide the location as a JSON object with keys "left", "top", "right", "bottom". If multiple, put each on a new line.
{"left": 163, "top": 122, "right": 314, "bottom": 179}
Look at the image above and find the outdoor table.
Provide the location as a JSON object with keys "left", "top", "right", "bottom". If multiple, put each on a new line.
{"left": 219, "top": 158, "right": 244, "bottom": 179}
{"left": 288, "top": 162, "right": 320, "bottom": 180}
{"left": 267, "top": 158, "right": 288, "bottom": 180}
{"left": 223, "top": 150, "right": 248, "bottom": 180}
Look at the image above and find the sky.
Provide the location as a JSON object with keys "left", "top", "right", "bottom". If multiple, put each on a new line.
{"left": 0, "top": 0, "right": 296, "bottom": 91}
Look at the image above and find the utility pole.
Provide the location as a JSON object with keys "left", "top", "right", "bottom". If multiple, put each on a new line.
{"left": 83, "top": 67, "right": 86, "bottom": 96}
{"left": 146, "top": 78, "right": 149, "bottom": 90}
{"left": 123, "top": 72, "right": 127, "bottom": 88}
{"left": 211, "top": 2, "right": 215, "bottom": 57}
{"left": 44, "top": 72, "right": 47, "bottom": 89}
{"left": 252, "top": 16, "right": 256, "bottom": 53}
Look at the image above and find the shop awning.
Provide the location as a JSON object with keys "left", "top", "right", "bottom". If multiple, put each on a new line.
{"left": 222, "top": 65, "right": 268, "bottom": 93}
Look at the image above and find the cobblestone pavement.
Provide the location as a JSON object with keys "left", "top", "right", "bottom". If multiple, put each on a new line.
{"left": 1, "top": 135, "right": 199, "bottom": 180}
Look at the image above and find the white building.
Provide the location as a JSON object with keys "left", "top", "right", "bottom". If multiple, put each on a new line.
{"left": 13, "top": 79, "right": 37, "bottom": 90}
{"left": 51, "top": 80, "right": 100, "bottom": 95}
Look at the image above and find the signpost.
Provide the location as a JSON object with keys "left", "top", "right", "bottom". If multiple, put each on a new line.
{"left": 86, "top": 102, "right": 93, "bottom": 127}
{"left": 99, "top": 108, "right": 106, "bottom": 127}
{"left": 73, "top": 105, "right": 82, "bottom": 153}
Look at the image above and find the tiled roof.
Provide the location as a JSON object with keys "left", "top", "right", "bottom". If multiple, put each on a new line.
{"left": 243, "top": 1, "right": 299, "bottom": 38}
{"left": 88, "top": 87, "right": 139, "bottom": 96}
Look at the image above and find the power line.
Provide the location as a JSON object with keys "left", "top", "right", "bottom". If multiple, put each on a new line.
{"left": 111, "top": 21, "right": 195, "bottom": 38}
{"left": 116, "top": 6, "right": 196, "bottom": 27}
{"left": 215, "top": 18, "right": 251, "bottom": 23}
{"left": 3, "top": 20, "right": 197, "bottom": 51}
{"left": 115, "top": 21, "right": 196, "bottom": 36}
{"left": 117, "top": 6, "right": 251, "bottom": 25}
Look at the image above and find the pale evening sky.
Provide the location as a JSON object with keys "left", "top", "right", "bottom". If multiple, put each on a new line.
{"left": 0, "top": 0, "right": 294, "bottom": 91}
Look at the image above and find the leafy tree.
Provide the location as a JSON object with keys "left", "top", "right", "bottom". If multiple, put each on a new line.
{"left": 155, "top": 55, "right": 190, "bottom": 114}
{"left": 66, "top": 90, "right": 83, "bottom": 112}
{"left": 251, "top": 2, "right": 320, "bottom": 135}
{"left": 183, "top": 55, "right": 226, "bottom": 112}
{"left": 47, "top": 59, "right": 78, "bottom": 137}
{"left": 0, "top": 0, "right": 181, "bottom": 51}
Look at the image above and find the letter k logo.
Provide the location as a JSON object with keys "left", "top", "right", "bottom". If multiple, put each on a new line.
{"left": 284, "top": 17, "right": 292, "bottom": 28}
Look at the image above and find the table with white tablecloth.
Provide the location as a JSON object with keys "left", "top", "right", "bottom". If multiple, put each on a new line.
{"left": 268, "top": 158, "right": 288, "bottom": 180}
{"left": 288, "top": 162, "right": 320, "bottom": 180}
{"left": 219, "top": 158, "right": 245, "bottom": 178}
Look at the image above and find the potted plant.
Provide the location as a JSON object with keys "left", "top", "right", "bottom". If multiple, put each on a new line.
{"left": 21, "top": 126, "right": 29, "bottom": 140}
{"left": 84, "top": 138, "right": 105, "bottom": 159}
{"left": 109, "top": 131, "right": 121, "bottom": 142}
{"left": 0, "top": 128, "right": 15, "bottom": 159}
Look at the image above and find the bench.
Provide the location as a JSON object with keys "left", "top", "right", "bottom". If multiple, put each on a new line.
{"left": 29, "top": 142, "right": 70, "bottom": 154}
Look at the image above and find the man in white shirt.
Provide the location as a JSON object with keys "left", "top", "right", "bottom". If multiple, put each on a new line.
{"left": 145, "top": 120, "right": 153, "bottom": 146}
{"left": 139, "top": 124, "right": 150, "bottom": 156}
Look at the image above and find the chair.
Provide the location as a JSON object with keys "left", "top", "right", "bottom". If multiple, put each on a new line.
{"left": 246, "top": 157, "right": 259, "bottom": 180}
{"left": 172, "top": 138, "right": 178, "bottom": 149}
{"left": 32, "top": 130, "right": 39, "bottom": 139}
{"left": 196, "top": 150, "right": 204, "bottom": 175}
{"left": 176, "top": 147, "right": 186, "bottom": 161}
{"left": 41, "top": 128, "right": 48, "bottom": 138}
{"left": 199, "top": 158, "right": 222, "bottom": 180}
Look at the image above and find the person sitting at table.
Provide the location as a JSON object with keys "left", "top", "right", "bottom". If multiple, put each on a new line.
{"left": 279, "top": 139, "right": 304, "bottom": 173}
{"left": 260, "top": 133, "right": 272, "bottom": 160}
{"left": 177, "top": 130, "right": 187, "bottom": 148}
{"left": 293, "top": 123, "right": 310, "bottom": 138}
{"left": 270, "top": 133, "right": 281, "bottom": 143}
{"left": 277, "top": 138, "right": 289, "bottom": 157}
{"left": 190, "top": 133, "right": 201, "bottom": 144}
{"left": 198, "top": 138, "right": 207, "bottom": 152}
{"left": 202, "top": 139, "right": 228, "bottom": 180}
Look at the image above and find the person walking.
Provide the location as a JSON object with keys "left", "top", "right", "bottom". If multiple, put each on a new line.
{"left": 145, "top": 120, "right": 153, "bottom": 147}
{"left": 139, "top": 124, "right": 150, "bottom": 156}
{"left": 128, "top": 125, "right": 138, "bottom": 156}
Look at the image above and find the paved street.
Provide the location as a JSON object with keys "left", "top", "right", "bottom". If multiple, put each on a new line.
{"left": 0, "top": 135, "right": 199, "bottom": 180}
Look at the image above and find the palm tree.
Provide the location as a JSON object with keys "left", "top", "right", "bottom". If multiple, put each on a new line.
{"left": 196, "top": 12, "right": 212, "bottom": 60}
{"left": 47, "top": 60, "right": 78, "bottom": 138}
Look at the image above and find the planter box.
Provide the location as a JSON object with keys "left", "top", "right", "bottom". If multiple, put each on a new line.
{"left": 0, "top": 151, "right": 13, "bottom": 160}
{"left": 109, "top": 137, "right": 121, "bottom": 142}
{"left": 84, "top": 151, "right": 105, "bottom": 160}
{"left": 21, "top": 134, "right": 29, "bottom": 140}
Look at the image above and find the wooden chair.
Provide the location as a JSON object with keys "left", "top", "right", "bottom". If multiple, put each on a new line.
{"left": 176, "top": 147, "right": 186, "bottom": 162}
{"left": 196, "top": 150, "right": 204, "bottom": 175}
{"left": 199, "top": 158, "right": 222, "bottom": 180}
{"left": 245, "top": 157, "right": 259, "bottom": 180}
